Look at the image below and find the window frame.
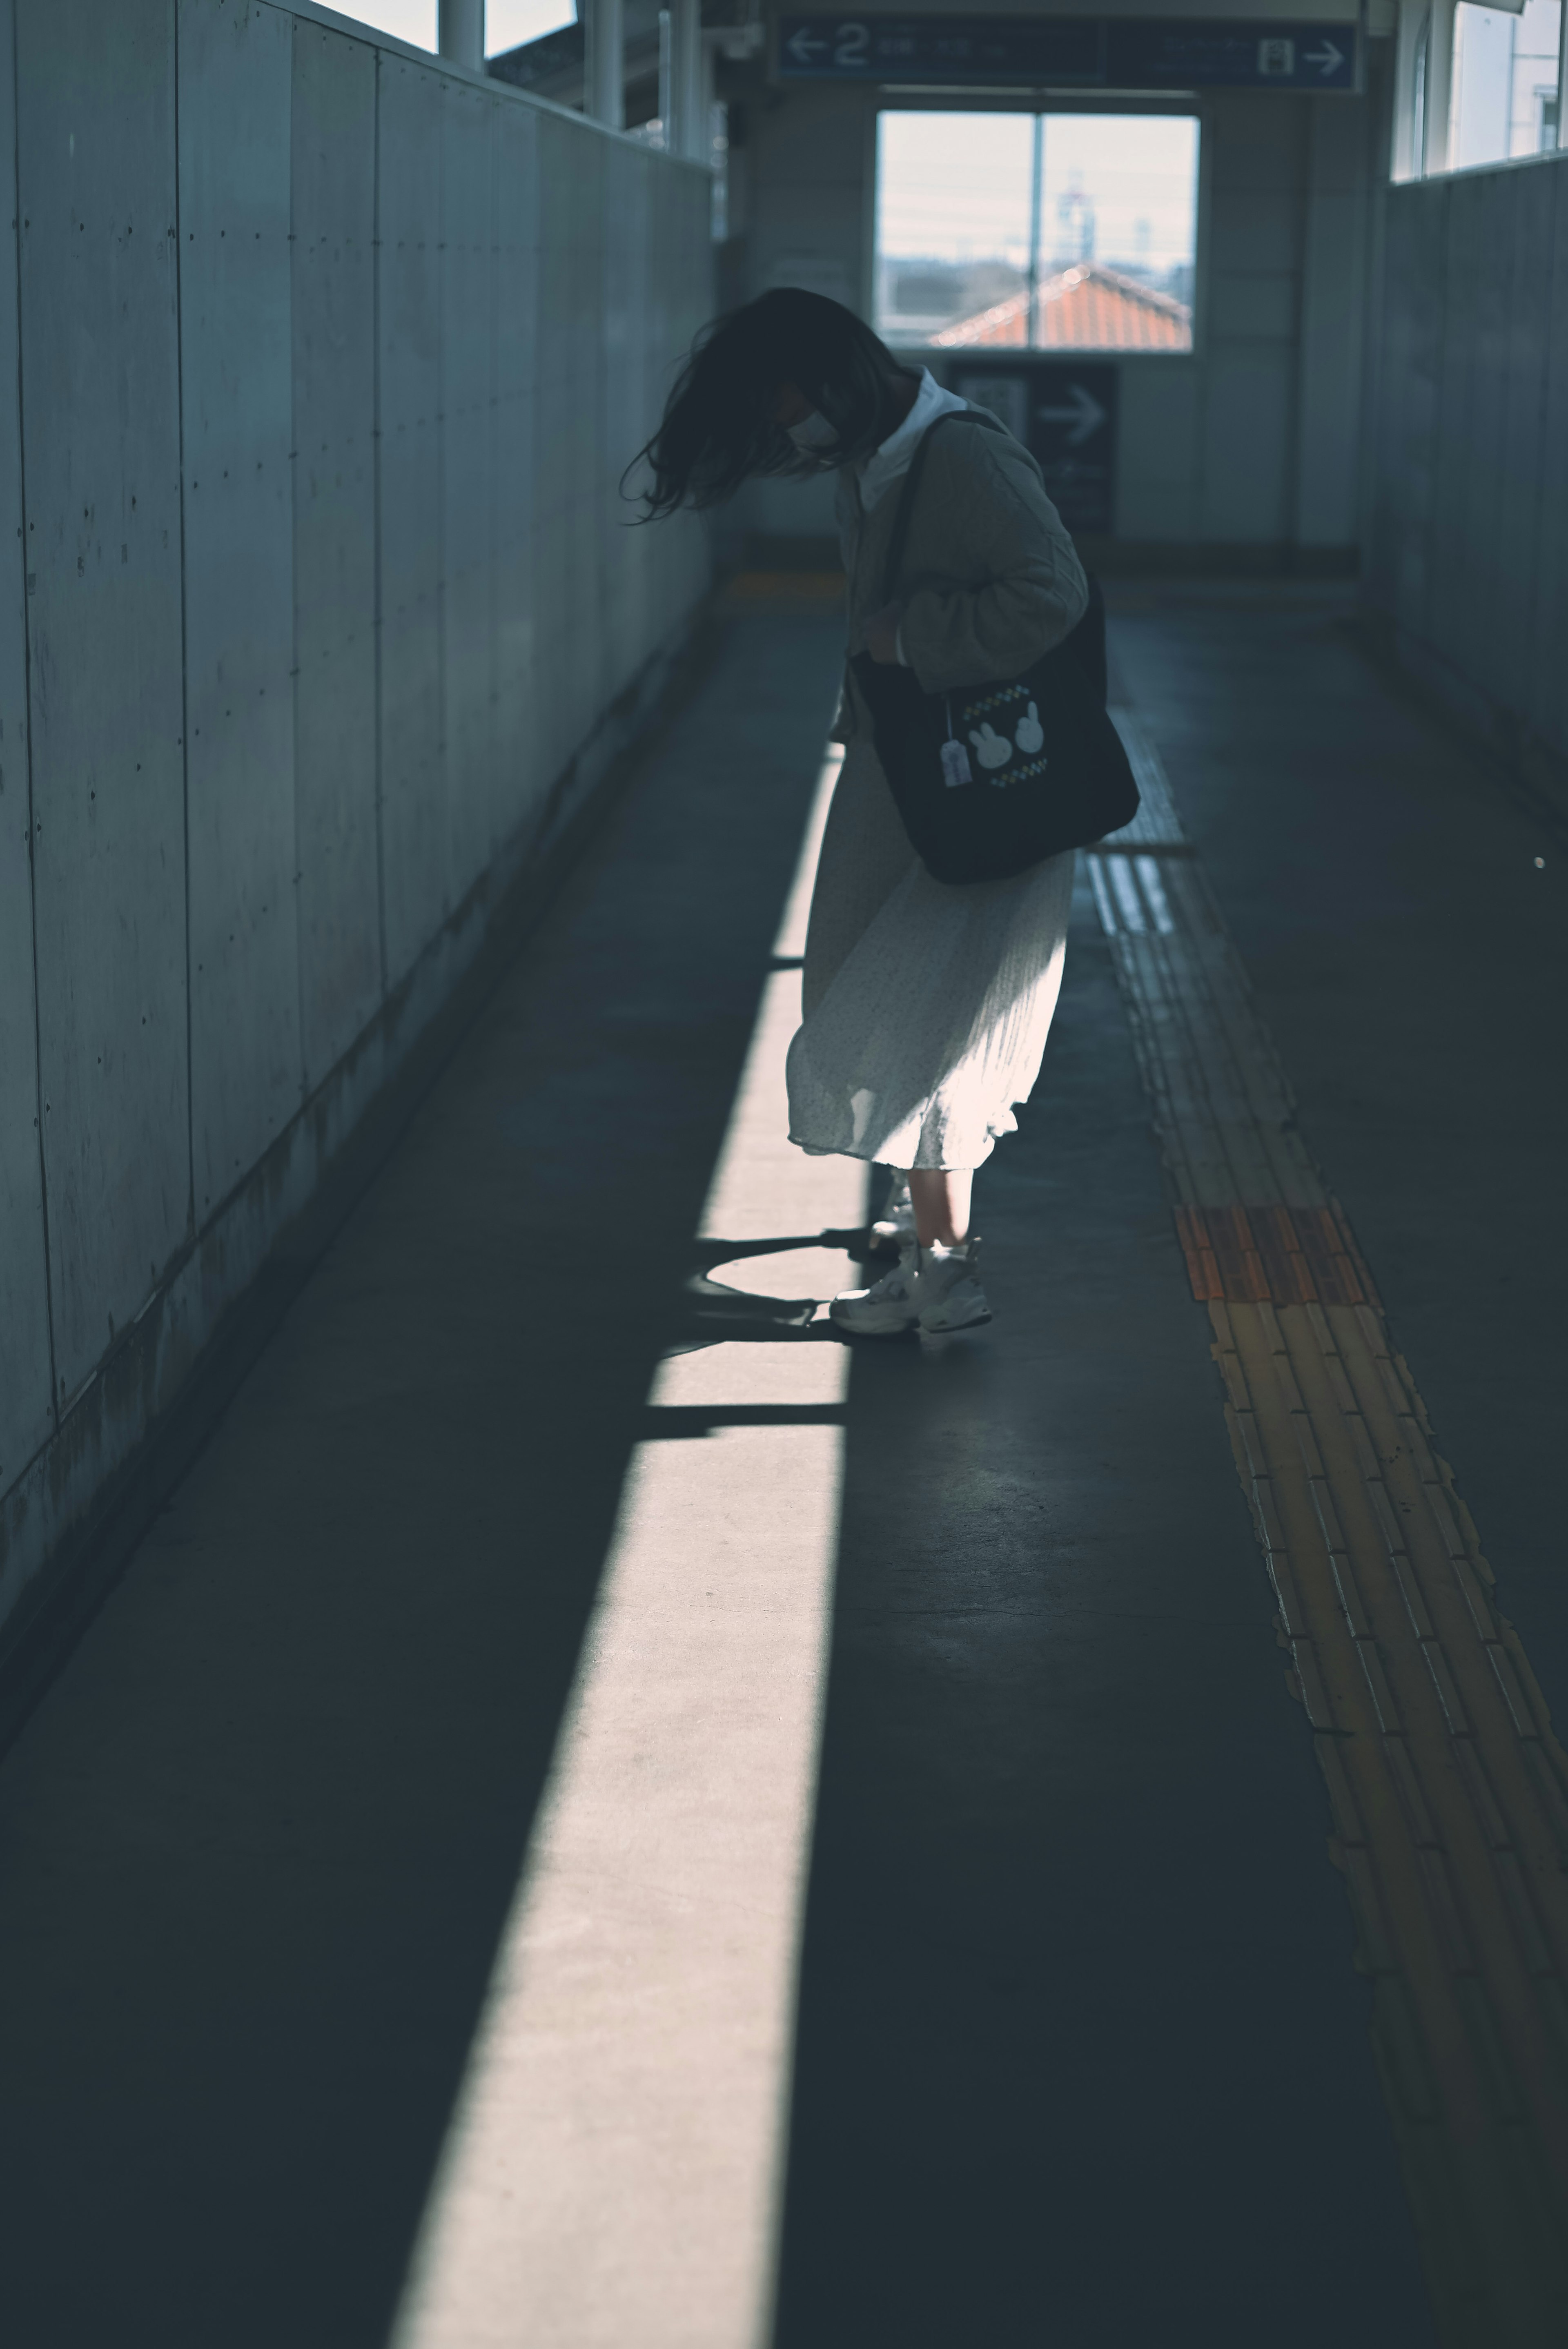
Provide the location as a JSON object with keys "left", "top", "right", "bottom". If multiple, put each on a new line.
{"left": 1394, "top": 0, "right": 1568, "bottom": 179}
{"left": 870, "top": 91, "right": 1212, "bottom": 363}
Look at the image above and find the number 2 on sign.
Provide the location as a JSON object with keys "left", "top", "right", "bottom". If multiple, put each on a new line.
{"left": 834, "top": 21, "right": 869, "bottom": 65}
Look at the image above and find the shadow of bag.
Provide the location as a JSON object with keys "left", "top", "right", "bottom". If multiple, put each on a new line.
{"left": 849, "top": 410, "right": 1138, "bottom": 887}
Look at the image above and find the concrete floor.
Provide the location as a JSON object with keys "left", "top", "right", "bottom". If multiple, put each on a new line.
{"left": 1105, "top": 589, "right": 1568, "bottom": 1721}
{"left": 1, "top": 587, "right": 1559, "bottom": 2345}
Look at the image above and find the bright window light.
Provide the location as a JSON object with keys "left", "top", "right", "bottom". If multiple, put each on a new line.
{"left": 876, "top": 110, "right": 1200, "bottom": 353}
{"left": 325, "top": 1, "right": 577, "bottom": 56}
{"left": 389, "top": 752, "right": 858, "bottom": 2349}
{"left": 1449, "top": 0, "right": 1562, "bottom": 167}
{"left": 331, "top": 0, "right": 436, "bottom": 49}
{"left": 486, "top": 0, "right": 577, "bottom": 51}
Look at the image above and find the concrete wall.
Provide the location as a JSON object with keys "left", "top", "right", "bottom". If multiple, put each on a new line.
{"left": 0, "top": 0, "right": 711, "bottom": 1635}
{"left": 722, "top": 76, "right": 1375, "bottom": 566}
{"left": 1364, "top": 150, "right": 1568, "bottom": 780}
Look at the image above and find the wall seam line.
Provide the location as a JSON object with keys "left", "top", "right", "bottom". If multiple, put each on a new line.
{"left": 1521, "top": 145, "right": 1555, "bottom": 748}
{"left": 10, "top": 0, "right": 57, "bottom": 1439}
{"left": 173, "top": 0, "right": 196, "bottom": 1239}
{"left": 1191, "top": 91, "right": 1217, "bottom": 537}
{"left": 438, "top": 67, "right": 448, "bottom": 937}
{"left": 486, "top": 105, "right": 496, "bottom": 865}
{"left": 1541, "top": 154, "right": 1566, "bottom": 756}
{"left": 1289, "top": 94, "right": 1313, "bottom": 555}
{"left": 290, "top": 16, "right": 307, "bottom": 1099}
{"left": 372, "top": 43, "right": 388, "bottom": 999}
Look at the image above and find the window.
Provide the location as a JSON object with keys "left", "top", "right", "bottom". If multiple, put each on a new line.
{"left": 1448, "top": 0, "right": 1562, "bottom": 167}
{"left": 332, "top": 0, "right": 436, "bottom": 45}
{"left": 329, "top": 0, "right": 576, "bottom": 53}
{"left": 486, "top": 0, "right": 576, "bottom": 47}
{"left": 875, "top": 110, "right": 1200, "bottom": 354}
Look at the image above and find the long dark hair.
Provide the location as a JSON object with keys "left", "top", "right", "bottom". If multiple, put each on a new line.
{"left": 630, "top": 288, "right": 917, "bottom": 519}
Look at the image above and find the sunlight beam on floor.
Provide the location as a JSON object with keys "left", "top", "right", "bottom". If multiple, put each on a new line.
{"left": 391, "top": 749, "right": 858, "bottom": 2349}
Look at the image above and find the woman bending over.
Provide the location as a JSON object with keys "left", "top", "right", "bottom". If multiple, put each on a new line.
{"left": 637, "top": 287, "right": 1088, "bottom": 1335}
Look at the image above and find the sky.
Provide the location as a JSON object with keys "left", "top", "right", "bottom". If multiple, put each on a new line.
{"left": 877, "top": 111, "right": 1200, "bottom": 274}
{"left": 331, "top": 0, "right": 575, "bottom": 54}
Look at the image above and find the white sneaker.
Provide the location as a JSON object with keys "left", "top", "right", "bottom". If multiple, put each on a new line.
{"left": 830, "top": 1243, "right": 922, "bottom": 1335}
{"left": 915, "top": 1238, "right": 991, "bottom": 1332}
{"left": 830, "top": 1238, "right": 991, "bottom": 1337}
{"left": 869, "top": 1172, "right": 916, "bottom": 1252}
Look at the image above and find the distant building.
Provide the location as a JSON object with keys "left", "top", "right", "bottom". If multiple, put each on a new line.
{"left": 933, "top": 263, "right": 1192, "bottom": 352}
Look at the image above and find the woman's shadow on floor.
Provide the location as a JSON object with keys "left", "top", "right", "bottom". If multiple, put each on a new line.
{"left": 664, "top": 1230, "right": 890, "bottom": 1354}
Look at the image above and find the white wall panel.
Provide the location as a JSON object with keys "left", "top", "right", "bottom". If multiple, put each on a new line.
{"left": 292, "top": 19, "right": 381, "bottom": 1088}
{"left": 1487, "top": 162, "right": 1555, "bottom": 726}
{"left": 0, "top": 9, "right": 714, "bottom": 1564}
{"left": 672, "top": 171, "right": 717, "bottom": 608}
{"left": 1383, "top": 179, "right": 1447, "bottom": 639}
{"left": 377, "top": 54, "right": 448, "bottom": 986}
{"left": 558, "top": 163, "right": 593, "bottom": 770}
{"left": 0, "top": 0, "right": 54, "bottom": 1487}
{"left": 1526, "top": 163, "right": 1568, "bottom": 757}
{"left": 601, "top": 138, "right": 649, "bottom": 702}
{"left": 1296, "top": 94, "right": 1370, "bottom": 548}
{"left": 441, "top": 80, "right": 497, "bottom": 902}
{"left": 490, "top": 98, "right": 539, "bottom": 847}
{"left": 179, "top": 0, "right": 300, "bottom": 1222}
{"left": 1361, "top": 189, "right": 1407, "bottom": 623}
{"left": 1205, "top": 191, "right": 1303, "bottom": 277}
{"left": 1455, "top": 172, "right": 1519, "bottom": 714}
{"left": 537, "top": 116, "right": 602, "bottom": 780}
{"left": 529, "top": 117, "right": 570, "bottom": 791}
{"left": 1116, "top": 362, "right": 1202, "bottom": 540}
{"left": 17, "top": 0, "right": 189, "bottom": 1400}
{"left": 1206, "top": 88, "right": 1307, "bottom": 207}
{"left": 531, "top": 121, "right": 568, "bottom": 791}
{"left": 1197, "top": 95, "right": 1305, "bottom": 548}
{"left": 744, "top": 80, "right": 870, "bottom": 318}
{"left": 1370, "top": 155, "right": 1568, "bottom": 768}
{"left": 1200, "top": 348, "right": 1296, "bottom": 541}
{"left": 1426, "top": 172, "right": 1483, "bottom": 675}
{"left": 1208, "top": 272, "right": 1297, "bottom": 340}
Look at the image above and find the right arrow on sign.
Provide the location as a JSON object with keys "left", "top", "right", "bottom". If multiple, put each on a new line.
{"left": 1304, "top": 38, "right": 1344, "bottom": 74}
{"left": 1034, "top": 383, "right": 1107, "bottom": 447}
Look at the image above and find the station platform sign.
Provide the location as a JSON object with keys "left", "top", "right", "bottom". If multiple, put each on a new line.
{"left": 777, "top": 15, "right": 1359, "bottom": 91}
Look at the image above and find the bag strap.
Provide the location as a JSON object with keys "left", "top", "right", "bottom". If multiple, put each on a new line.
{"left": 877, "top": 406, "right": 1004, "bottom": 607}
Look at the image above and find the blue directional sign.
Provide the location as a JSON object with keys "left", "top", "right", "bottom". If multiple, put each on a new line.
{"left": 778, "top": 16, "right": 1358, "bottom": 91}
{"left": 1112, "top": 18, "right": 1355, "bottom": 85}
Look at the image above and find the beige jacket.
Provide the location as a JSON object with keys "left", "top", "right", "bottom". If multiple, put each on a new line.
{"left": 833, "top": 415, "right": 1089, "bottom": 735}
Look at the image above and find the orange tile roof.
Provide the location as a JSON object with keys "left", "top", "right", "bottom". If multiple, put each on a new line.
{"left": 932, "top": 264, "right": 1191, "bottom": 352}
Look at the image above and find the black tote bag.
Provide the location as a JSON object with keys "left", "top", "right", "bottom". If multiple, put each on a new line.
{"left": 849, "top": 411, "right": 1138, "bottom": 887}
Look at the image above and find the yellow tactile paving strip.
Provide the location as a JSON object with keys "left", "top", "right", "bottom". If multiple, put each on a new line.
{"left": 1088, "top": 712, "right": 1568, "bottom": 2348}
{"left": 1174, "top": 1199, "right": 1377, "bottom": 1308}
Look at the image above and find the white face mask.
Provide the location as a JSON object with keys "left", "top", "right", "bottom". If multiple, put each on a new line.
{"left": 786, "top": 407, "right": 839, "bottom": 453}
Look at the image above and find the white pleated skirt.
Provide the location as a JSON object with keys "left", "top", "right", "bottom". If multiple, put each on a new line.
{"left": 785, "top": 734, "right": 1075, "bottom": 1173}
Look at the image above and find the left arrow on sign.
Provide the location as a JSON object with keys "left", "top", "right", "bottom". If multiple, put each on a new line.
{"left": 1304, "top": 37, "right": 1344, "bottom": 74}
{"left": 786, "top": 27, "right": 829, "bottom": 62}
